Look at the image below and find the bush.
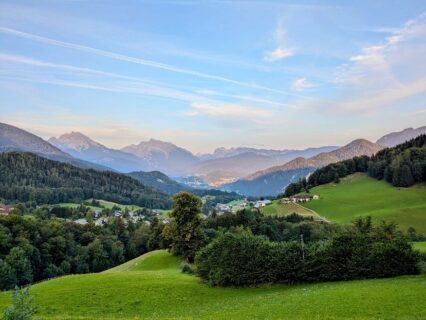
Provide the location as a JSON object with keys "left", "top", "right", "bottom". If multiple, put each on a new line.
{"left": 196, "top": 230, "right": 277, "bottom": 286}
{"left": 195, "top": 220, "right": 420, "bottom": 287}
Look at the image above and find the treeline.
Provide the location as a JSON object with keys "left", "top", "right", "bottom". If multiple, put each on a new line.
{"left": 0, "top": 214, "right": 168, "bottom": 290}
{"left": 0, "top": 152, "right": 172, "bottom": 209}
{"left": 205, "top": 210, "right": 340, "bottom": 243}
{"left": 196, "top": 218, "right": 419, "bottom": 286}
{"left": 284, "top": 134, "right": 426, "bottom": 196}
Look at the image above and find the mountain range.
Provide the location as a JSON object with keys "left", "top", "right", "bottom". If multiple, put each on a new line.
{"left": 221, "top": 139, "right": 383, "bottom": 197}
{"left": 0, "top": 123, "right": 107, "bottom": 171}
{"left": 192, "top": 146, "right": 338, "bottom": 185}
{"left": 48, "top": 132, "right": 149, "bottom": 173}
{"left": 376, "top": 126, "right": 426, "bottom": 147}
{"left": 1, "top": 121, "right": 425, "bottom": 197}
{"left": 121, "top": 139, "right": 199, "bottom": 176}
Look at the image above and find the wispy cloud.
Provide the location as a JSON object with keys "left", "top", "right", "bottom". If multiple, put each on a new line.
{"left": 325, "top": 12, "right": 426, "bottom": 113}
{"left": 264, "top": 23, "right": 295, "bottom": 62}
{"left": 291, "top": 78, "right": 317, "bottom": 91}
{"left": 0, "top": 52, "right": 292, "bottom": 109}
{"left": 0, "top": 26, "right": 295, "bottom": 96}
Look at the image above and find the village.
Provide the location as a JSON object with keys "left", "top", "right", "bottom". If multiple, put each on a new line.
{"left": 1, "top": 193, "right": 321, "bottom": 225}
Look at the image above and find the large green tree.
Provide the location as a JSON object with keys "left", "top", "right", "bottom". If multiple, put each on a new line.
{"left": 163, "top": 192, "right": 206, "bottom": 262}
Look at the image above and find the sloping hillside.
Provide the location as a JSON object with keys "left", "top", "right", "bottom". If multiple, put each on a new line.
{"left": 222, "top": 168, "right": 314, "bottom": 197}
{"left": 302, "top": 173, "right": 426, "bottom": 233}
{"left": 0, "top": 152, "right": 172, "bottom": 209}
{"left": 128, "top": 170, "right": 187, "bottom": 195}
{"left": 0, "top": 250, "right": 424, "bottom": 319}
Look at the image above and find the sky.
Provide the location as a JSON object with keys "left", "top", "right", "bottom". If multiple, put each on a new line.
{"left": 0, "top": 0, "right": 426, "bottom": 153}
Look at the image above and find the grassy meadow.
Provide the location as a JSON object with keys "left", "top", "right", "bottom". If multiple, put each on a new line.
{"left": 302, "top": 173, "right": 426, "bottom": 232}
{"left": 56, "top": 199, "right": 143, "bottom": 212}
{"left": 413, "top": 241, "right": 426, "bottom": 252}
{"left": 0, "top": 250, "right": 425, "bottom": 320}
{"left": 261, "top": 199, "right": 324, "bottom": 220}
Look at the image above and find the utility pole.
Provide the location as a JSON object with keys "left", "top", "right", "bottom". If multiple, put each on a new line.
{"left": 300, "top": 233, "right": 305, "bottom": 262}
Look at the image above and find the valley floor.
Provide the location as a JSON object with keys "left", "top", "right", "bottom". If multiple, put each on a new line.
{"left": 0, "top": 250, "right": 425, "bottom": 320}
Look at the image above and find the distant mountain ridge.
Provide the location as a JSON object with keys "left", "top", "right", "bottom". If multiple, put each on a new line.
{"left": 192, "top": 146, "right": 338, "bottom": 185}
{"left": 49, "top": 132, "right": 149, "bottom": 172}
{"left": 0, "top": 122, "right": 107, "bottom": 171}
{"left": 376, "top": 126, "right": 426, "bottom": 147}
{"left": 222, "top": 139, "right": 383, "bottom": 197}
{"left": 248, "top": 139, "right": 383, "bottom": 180}
{"left": 122, "top": 139, "right": 199, "bottom": 176}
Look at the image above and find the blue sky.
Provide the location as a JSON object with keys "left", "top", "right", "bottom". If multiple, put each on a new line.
{"left": 1, "top": 0, "right": 425, "bottom": 153}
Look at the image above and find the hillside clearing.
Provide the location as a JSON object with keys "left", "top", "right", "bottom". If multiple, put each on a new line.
{"left": 261, "top": 200, "right": 324, "bottom": 220}
{"left": 302, "top": 173, "right": 426, "bottom": 233}
{"left": 0, "top": 250, "right": 425, "bottom": 320}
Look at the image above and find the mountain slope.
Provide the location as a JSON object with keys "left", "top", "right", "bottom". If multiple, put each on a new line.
{"left": 222, "top": 139, "right": 383, "bottom": 197}
{"left": 221, "top": 168, "right": 315, "bottom": 197}
{"left": 49, "top": 132, "right": 148, "bottom": 172}
{"left": 249, "top": 139, "right": 383, "bottom": 180}
{"left": 193, "top": 146, "right": 338, "bottom": 185}
{"left": 0, "top": 122, "right": 107, "bottom": 171}
{"left": 377, "top": 126, "right": 426, "bottom": 147}
{"left": 303, "top": 173, "right": 426, "bottom": 233}
{"left": 122, "top": 139, "right": 199, "bottom": 175}
{"left": 0, "top": 152, "right": 171, "bottom": 209}
{"left": 127, "top": 171, "right": 187, "bottom": 195}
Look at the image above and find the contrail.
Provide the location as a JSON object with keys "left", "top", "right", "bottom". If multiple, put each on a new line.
{"left": 0, "top": 26, "right": 297, "bottom": 96}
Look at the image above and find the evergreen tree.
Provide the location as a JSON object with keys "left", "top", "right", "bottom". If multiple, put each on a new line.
{"left": 3, "top": 287, "right": 37, "bottom": 320}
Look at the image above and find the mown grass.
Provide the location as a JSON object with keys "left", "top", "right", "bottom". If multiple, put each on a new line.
{"left": 0, "top": 250, "right": 425, "bottom": 320}
{"left": 303, "top": 173, "right": 426, "bottom": 232}
{"left": 56, "top": 199, "right": 143, "bottom": 212}
{"left": 413, "top": 241, "right": 426, "bottom": 252}
{"left": 261, "top": 200, "right": 321, "bottom": 219}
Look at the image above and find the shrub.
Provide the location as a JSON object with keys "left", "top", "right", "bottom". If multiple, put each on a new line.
{"left": 3, "top": 286, "right": 37, "bottom": 320}
{"left": 195, "top": 220, "right": 420, "bottom": 287}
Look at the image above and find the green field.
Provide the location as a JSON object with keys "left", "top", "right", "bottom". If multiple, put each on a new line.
{"left": 261, "top": 200, "right": 324, "bottom": 220}
{"left": 413, "top": 241, "right": 426, "bottom": 252}
{"left": 1, "top": 250, "right": 425, "bottom": 319}
{"left": 302, "top": 173, "right": 426, "bottom": 233}
{"left": 57, "top": 199, "right": 143, "bottom": 212}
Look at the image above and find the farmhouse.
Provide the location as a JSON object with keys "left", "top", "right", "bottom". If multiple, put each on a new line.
{"left": 289, "top": 194, "right": 320, "bottom": 203}
{"left": 254, "top": 200, "right": 271, "bottom": 208}
{"left": 0, "top": 204, "right": 14, "bottom": 215}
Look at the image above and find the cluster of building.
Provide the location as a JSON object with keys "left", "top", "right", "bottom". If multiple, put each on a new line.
{"left": 214, "top": 199, "right": 273, "bottom": 215}
{"left": 75, "top": 209, "right": 161, "bottom": 226}
{"left": 282, "top": 194, "right": 320, "bottom": 204}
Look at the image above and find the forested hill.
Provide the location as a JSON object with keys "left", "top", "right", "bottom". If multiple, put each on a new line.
{"left": 0, "top": 152, "right": 172, "bottom": 209}
{"left": 285, "top": 134, "right": 426, "bottom": 196}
